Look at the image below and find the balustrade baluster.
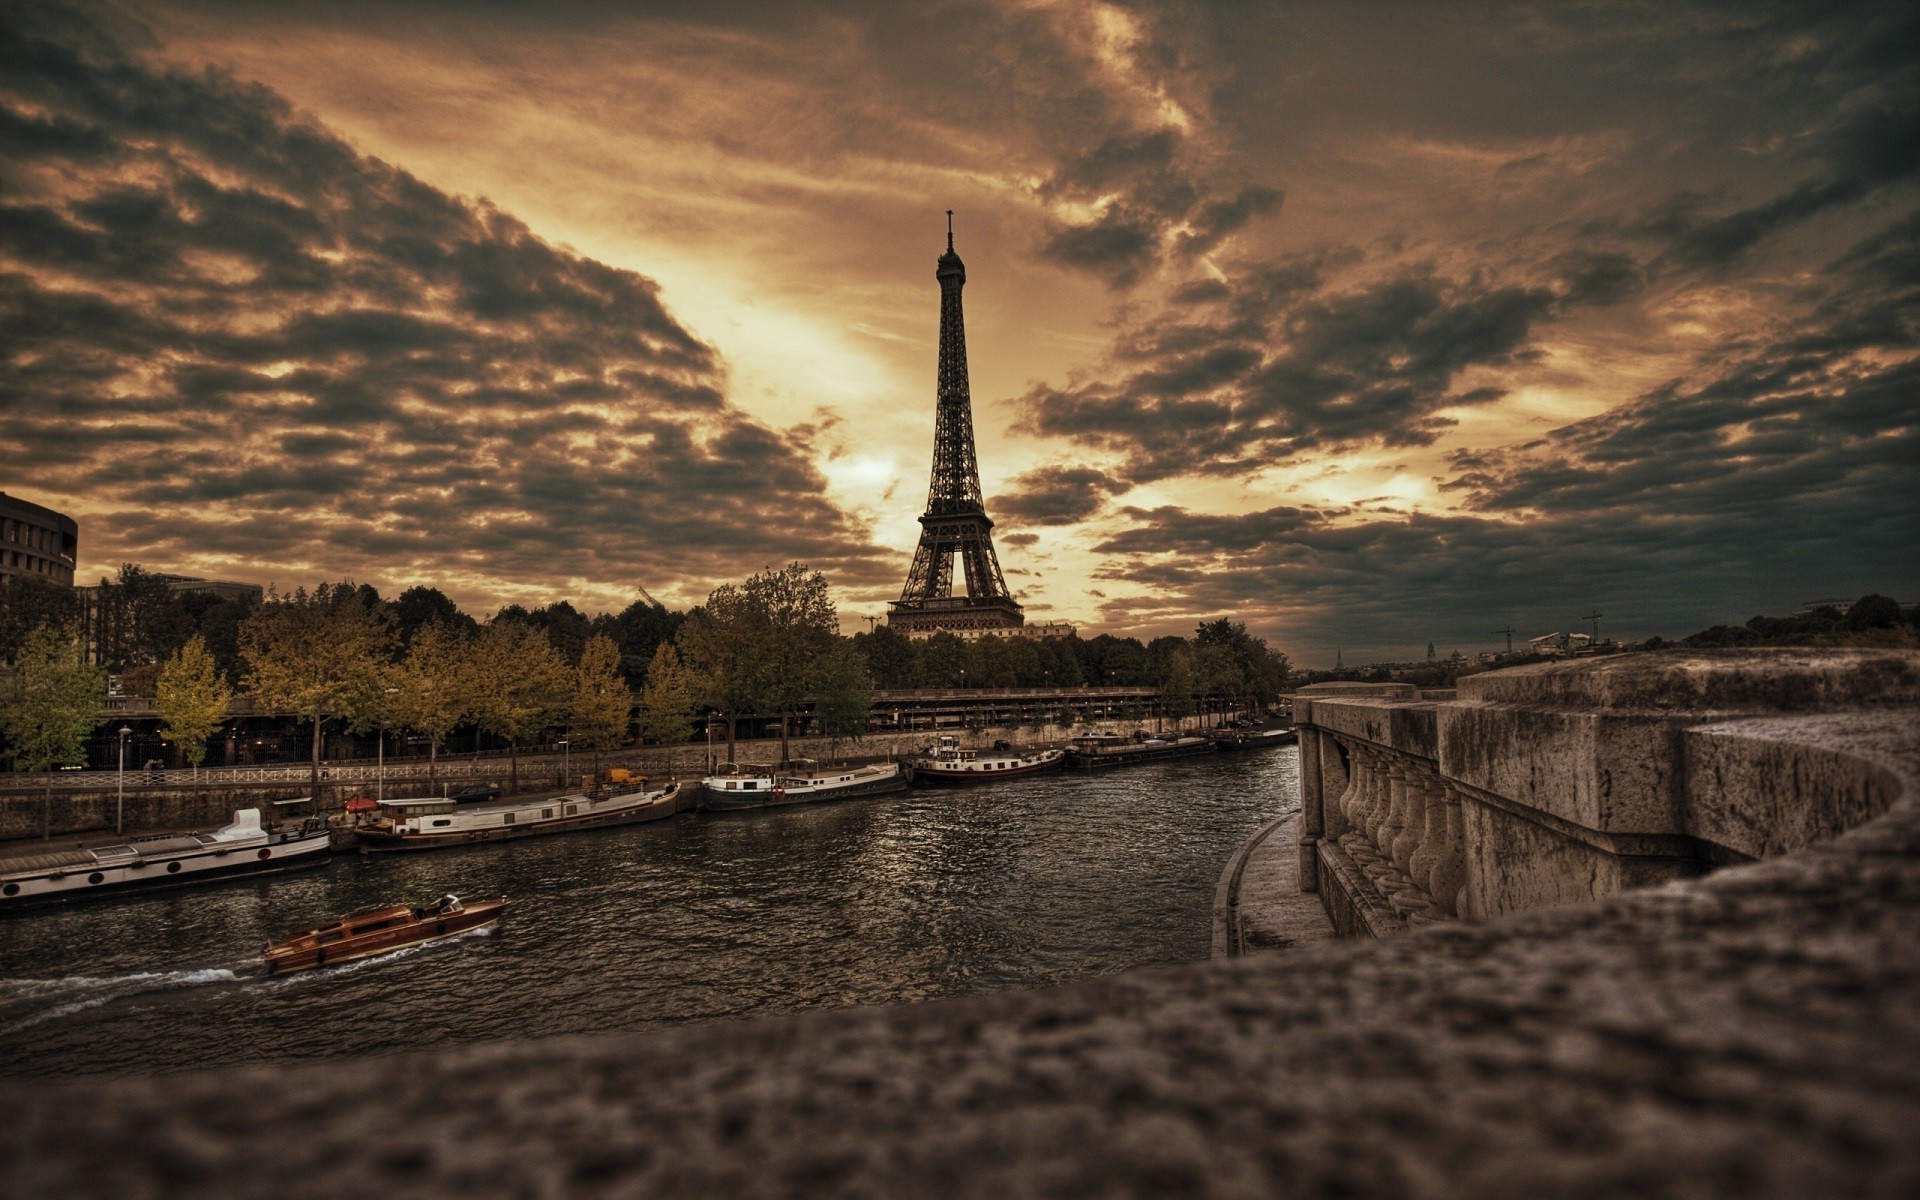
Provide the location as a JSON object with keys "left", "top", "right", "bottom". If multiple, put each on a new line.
{"left": 1429, "top": 786, "right": 1469, "bottom": 918}
{"left": 1405, "top": 771, "right": 1444, "bottom": 899}
{"left": 1377, "top": 761, "right": 1407, "bottom": 860}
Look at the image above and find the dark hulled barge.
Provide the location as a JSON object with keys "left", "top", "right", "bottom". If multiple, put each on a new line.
{"left": 1064, "top": 730, "right": 1216, "bottom": 770}
{"left": 905, "top": 736, "right": 1066, "bottom": 785}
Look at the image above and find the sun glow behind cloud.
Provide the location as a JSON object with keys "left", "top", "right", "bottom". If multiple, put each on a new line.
{"left": 2, "top": 0, "right": 1913, "bottom": 663}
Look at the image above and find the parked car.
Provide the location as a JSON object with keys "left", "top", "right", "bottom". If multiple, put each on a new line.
{"left": 449, "top": 783, "right": 502, "bottom": 805}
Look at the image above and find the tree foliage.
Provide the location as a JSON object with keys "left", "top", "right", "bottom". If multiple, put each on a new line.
{"left": 239, "top": 582, "right": 395, "bottom": 796}
{"left": 0, "top": 575, "right": 82, "bottom": 664}
{"left": 676, "top": 562, "right": 839, "bottom": 718}
{"left": 638, "top": 641, "right": 700, "bottom": 750}
{"left": 388, "top": 621, "right": 472, "bottom": 776}
{"left": 811, "top": 646, "right": 874, "bottom": 755}
{"left": 468, "top": 619, "right": 571, "bottom": 793}
{"left": 154, "top": 634, "right": 231, "bottom": 769}
{"left": 1, "top": 622, "right": 104, "bottom": 772}
{"left": 569, "top": 634, "right": 633, "bottom": 753}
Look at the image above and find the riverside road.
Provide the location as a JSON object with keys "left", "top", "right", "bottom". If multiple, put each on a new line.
{"left": 0, "top": 747, "right": 1298, "bottom": 1076}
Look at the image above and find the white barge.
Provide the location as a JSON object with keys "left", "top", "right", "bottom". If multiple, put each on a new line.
{"left": 0, "top": 809, "right": 332, "bottom": 909}
{"left": 354, "top": 781, "right": 685, "bottom": 852}
{"left": 700, "top": 760, "right": 907, "bottom": 810}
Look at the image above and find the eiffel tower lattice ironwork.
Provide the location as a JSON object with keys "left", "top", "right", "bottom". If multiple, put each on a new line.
{"left": 888, "top": 214, "right": 1024, "bottom": 636}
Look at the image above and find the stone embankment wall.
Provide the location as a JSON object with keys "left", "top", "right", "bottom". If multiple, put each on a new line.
{"left": 0, "top": 716, "right": 1234, "bottom": 842}
{"left": 8, "top": 656, "right": 1913, "bottom": 1196}
{"left": 1292, "top": 649, "right": 1917, "bottom": 936}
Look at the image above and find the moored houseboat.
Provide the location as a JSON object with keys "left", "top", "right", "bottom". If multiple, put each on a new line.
{"left": 1210, "top": 725, "right": 1299, "bottom": 751}
{"left": 1064, "top": 730, "right": 1216, "bottom": 770}
{"left": 354, "top": 780, "right": 684, "bottom": 852}
{"left": 0, "top": 809, "right": 332, "bottom": 909}
{"left": 700, "top": 760, "right": 907, "bottom": 810}
{"left": 261, "top": 893, "right": 508, "bottom": 975}
{"left": 906, "top": 735, "right": 1066, "bottom": 785}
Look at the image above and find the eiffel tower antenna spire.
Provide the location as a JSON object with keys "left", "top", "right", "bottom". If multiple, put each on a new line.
{"left": 888, "top": 215, "right": 1024, "bottom": 637}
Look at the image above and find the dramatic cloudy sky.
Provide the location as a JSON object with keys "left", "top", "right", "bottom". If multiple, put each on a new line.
{"left": 3, "top": 1, "right": 1914, "bottom": 662}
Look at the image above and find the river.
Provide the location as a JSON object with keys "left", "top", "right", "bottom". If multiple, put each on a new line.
{"left": 0, "top": 746, "right": 1297, "bottom": 1077}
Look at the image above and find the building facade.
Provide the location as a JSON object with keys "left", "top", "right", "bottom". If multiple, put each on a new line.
{"left": 0, "top": 492, "right": 78, "bottom": 587}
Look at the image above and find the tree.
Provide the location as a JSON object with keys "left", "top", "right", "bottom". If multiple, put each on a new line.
{"left": 154, "top": 635, "right": 231, "bottom": 776}
{"left": 1162, "top": 647, "right": 1197, "bottom": 720}
{"left": 388, "top": 622, "right": 472, "bottom": 785}
{"left": 1, "top": 622, "right": 104, "bottom": 772}
{"left": 639, "top": 641, "right": 700, "bottom": 773}
{"left": 569, "top": 634, "right": 633, "bottom": 786}
{"left": 811, "top": 646, "right": 874, "bottom": 760}
{"left": 0, "top": 575, "right": 83, "bottom": 664}
{"left": 392, "top": 585, "right": 476, "bottom": 646}
{"left": 675, "top": 562, "right": 840, "bottom": 763}
{"left": 89, "top": 564, "right": 192, "bottom": 672}
{"left": 239, "top": 583, "right": 395, "bottom": 808}
{"left": 468, "top": 620, "right": 570, "bottom": 796}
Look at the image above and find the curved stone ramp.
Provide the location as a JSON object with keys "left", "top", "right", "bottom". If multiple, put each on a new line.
{"left": 3, "top": 692, "right": 1918, "bottom": 1197}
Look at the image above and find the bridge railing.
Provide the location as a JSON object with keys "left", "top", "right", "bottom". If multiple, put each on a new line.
{"left": 1295, "top": 650, "right": 1919, "bottom": 938}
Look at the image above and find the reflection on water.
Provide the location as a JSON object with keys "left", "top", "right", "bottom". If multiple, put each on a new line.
{"left": 0, "top": 746, "right": 1297, "bottom": 1076}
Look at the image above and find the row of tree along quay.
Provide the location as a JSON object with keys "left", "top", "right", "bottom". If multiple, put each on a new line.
{"left": 0, "top": 562, "right": 1291, "bottom": 812}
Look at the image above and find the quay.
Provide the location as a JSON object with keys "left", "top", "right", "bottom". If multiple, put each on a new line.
{"left": 4, "top": 648, "right": 1915, "bottom": 1197}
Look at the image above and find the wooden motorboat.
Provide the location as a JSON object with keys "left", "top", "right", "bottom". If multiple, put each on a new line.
{"left": 260, "top": 894, "right": 508, "bottom": 975}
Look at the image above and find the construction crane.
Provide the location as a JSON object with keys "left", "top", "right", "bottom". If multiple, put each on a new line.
{"left": 1580, "top": 611, "right": 1603, "bottom": 642}
{"left": 635, "top": 584, "right": 662, "bottom": 609}
{"left": 862, "top": 615, "right": 881, "bottom": 634}
{"left": 1492, "top": 625, "right": 1516, "bottom": 655}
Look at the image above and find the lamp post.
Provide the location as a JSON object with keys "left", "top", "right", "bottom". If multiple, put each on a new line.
{"left": 116, "top": 725, "right": 132, "bottom": 835}
{"left": 378, "top": 686, "right": 398, "bottom": 803}
{"left": 705, "top": 715, "right": 716, "bottom": 775}
{"left": 559, "top": 738, "right": 570, "bottom": 790}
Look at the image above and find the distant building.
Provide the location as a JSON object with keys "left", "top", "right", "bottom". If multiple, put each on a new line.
{"left": 1529, "top": 631, "right": 1594, "bottom": 657}
{"left": 903, "top": 620, "right": 1077, "bottom": 643}
{"left": 157, "top": 574, "right": 264, "bottom": 604}
{"left": 0, "top": 492, "right": 78, "bottom": 587}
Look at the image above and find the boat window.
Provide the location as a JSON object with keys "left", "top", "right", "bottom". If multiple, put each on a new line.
{"left": 431, "top": 819, "right": 452, "bottom": 827}
{"left": 565, "top": 805, "right": 577, "bottom": 815}
{"left": 745, "top": 782, "right": 758, "bottom": 790}
{"left": 504, "top": 812, "right": 515, "bottom": 824}
{"left": 542, "top": 809, "right": 553, "bottom": 819}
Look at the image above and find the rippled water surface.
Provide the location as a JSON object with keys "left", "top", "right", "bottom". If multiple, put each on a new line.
{"left": 0, "top": 747, "right": 1297, "bottom": 1076}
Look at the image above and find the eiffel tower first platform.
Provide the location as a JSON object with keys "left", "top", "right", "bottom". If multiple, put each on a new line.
{"left": 887, "top": 217, "right": 1044, "bottom": 639}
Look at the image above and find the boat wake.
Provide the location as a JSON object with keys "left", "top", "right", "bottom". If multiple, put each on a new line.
{"left": 259, "top": 921, "right": 499, "bottom": 989}
{"left": 0, "top": 967, "right": 245, "bottom": 1034}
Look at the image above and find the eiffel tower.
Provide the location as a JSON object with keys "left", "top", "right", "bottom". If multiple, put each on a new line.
{"left": 887, "top": 214, "right": 1025, "bottom": 637}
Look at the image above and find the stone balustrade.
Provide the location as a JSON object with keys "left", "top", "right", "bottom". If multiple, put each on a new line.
{"left": 1296, "top": 649, "right": 1919, "bottom": 936}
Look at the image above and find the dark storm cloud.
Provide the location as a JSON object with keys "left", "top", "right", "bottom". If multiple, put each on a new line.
{"left": 1090, "top": 209, "right": 1920, "bottom": 655}
{"left": 1018, "top": 254, "right": 1554, "bottom": 480}
{"left": 989, "top": 465, "right": 1125, "bottom": 527}
{"left": 0, "top": 3, "right": 889, "bottom": 598}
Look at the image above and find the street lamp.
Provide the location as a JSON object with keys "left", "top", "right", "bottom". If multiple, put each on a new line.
{"left": 378, "top": 686, "right": 398, "bottom": 803}
{"left": 559, "top": 738, "right": 570, "bottom": 791}
{"left": 116, "top": 725, "right": 132, "bottom": 835}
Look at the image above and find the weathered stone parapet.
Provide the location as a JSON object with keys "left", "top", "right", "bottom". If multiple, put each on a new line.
{"left": 4, "top": 683, "right": 1917, "bottom": 1197}
{"left": 1296, "top": 649, "right": 1920, "bottom": 931}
